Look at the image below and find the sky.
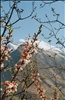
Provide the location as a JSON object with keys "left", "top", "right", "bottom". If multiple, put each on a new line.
{"left": 1, "top": 0, "right": 65, "bottom": 50}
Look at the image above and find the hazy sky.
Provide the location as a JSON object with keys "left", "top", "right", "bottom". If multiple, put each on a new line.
{"left": 1, "top": 1, "right": 65, "bottom": 50}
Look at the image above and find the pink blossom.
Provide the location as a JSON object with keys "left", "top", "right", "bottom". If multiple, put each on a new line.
{"left": 0, "top": 63, "right": 4, "bottom": 68}
{"left": 4, "top": 81, "right": 18, "bottom": 94}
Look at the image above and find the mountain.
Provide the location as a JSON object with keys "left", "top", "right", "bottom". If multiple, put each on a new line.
{"left": 7, "top": 39, "right": 62, "bottom": 52}
{"left": 1, "top": 39, "right": 65, "bottom": 100}
{"left": 7, "top": 39, "right": 25, "bottom": 51}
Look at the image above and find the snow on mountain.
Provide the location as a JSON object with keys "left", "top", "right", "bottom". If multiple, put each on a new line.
{"left": 7, "top": 39, "right": 62, "bottom": 53}
{"left": 34, "top": 40, "right": 61, "bottom": 52}
{"left": 7, "top": 42, "right": 18, "bottom": 51}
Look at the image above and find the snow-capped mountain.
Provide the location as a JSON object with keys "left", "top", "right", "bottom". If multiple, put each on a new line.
{"left": 7, "top": 39, "right": 65, "bottom": 60}
{"left": 7, "top": 39, "right": 62, "bottom": 52}
{"left": 2, "top": 39, "right": 65, "bottom": 99}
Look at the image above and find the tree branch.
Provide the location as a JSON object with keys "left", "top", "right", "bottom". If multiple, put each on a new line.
{"left": 2, "top": 3, "right": 15, "bottom": 37}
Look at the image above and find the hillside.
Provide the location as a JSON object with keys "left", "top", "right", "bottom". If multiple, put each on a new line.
{"left": 1, "top": 40, "right": 65, "bottom": 100}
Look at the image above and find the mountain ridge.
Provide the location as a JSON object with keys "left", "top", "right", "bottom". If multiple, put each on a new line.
{"left": 7, "top": 39, "right": 64, "bottom": 53}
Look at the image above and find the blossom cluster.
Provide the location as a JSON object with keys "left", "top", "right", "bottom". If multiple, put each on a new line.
{"left": 0, "top": 44, "right": 11, "bottom": 69}
{"left": 14, "top": 41, "right": 37, "bottom": 71}
{"left": 31, "top": 66, "right": 46, "bottom": 100}
{"left": 0, "top": 35, "right": 12, "bottom": 70}
{"left": 4, "top": 81, "right": 18, "bottom": 94}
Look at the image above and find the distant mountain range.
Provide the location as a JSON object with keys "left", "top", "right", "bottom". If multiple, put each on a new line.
{"left": 1, "top": 39, "right": 65, "bottom": 100}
